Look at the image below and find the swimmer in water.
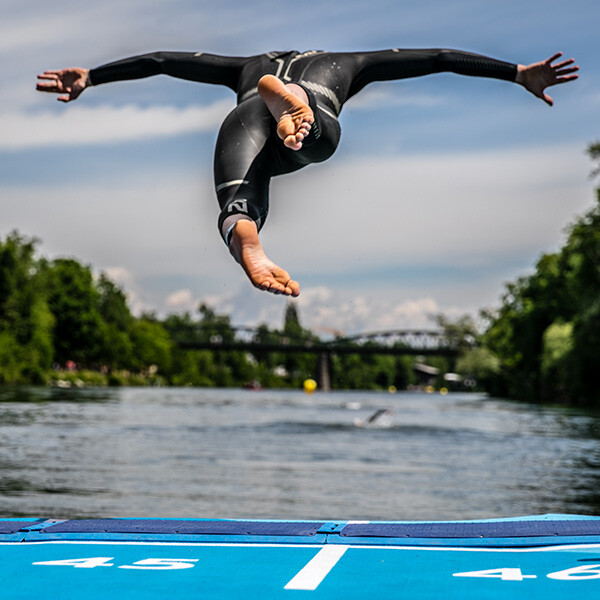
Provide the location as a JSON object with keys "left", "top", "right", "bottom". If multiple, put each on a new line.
{"left": 37, "top": 49, "right": 578, "bottom": 296}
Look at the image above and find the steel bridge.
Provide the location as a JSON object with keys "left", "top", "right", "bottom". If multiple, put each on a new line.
{"left": 177, "top": 327, "right": 461, "bottom": 356}
{"left": 176, "top": 327, "right": 467, "bottom": 391}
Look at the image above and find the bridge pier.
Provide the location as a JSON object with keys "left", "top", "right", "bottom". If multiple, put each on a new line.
{"left": 316, "top": 351, "right": 332, "bottom": 392}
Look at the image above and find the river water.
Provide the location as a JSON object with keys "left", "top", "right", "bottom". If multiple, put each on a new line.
{"left": 1, "top": 386, "right": 600, "bottom": 522}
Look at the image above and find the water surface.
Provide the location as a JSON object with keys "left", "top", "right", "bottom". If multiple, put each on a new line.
{"left": 1, "top": 387, "right": 599, "bottom": 521}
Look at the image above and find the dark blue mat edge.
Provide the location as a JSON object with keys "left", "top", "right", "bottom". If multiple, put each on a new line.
{"left": 0, "top": 520, "right": 42, "bottom": 534}
{"left": 340, "top": 520, "right": 600, "bottom": 539}
{"left": 39, "top": 519, "right": 325, "bottom": 537}
{"left": 3, "top": 517, "right": 600, "bottom": 540}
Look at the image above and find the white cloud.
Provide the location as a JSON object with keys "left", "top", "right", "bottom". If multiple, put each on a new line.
{"left": 296, "top": 292, "right": 443, "bottom": 334}
{"left": 102, "top": 265, "right": 135, "bottom": 286}
{"left": 0, "top": 101, "right": 233, "bottom": 150}
{"left": 165, "top": 289, "right": 195, "bottom": 312}
{"left": 185, "top": 283, "right": 458, "bottom": 334}
{"left": 265, "top": 142, "right": 593, "bottom": 272}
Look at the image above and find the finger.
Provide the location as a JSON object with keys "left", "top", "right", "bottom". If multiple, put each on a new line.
{"left": 37, "top": 73, "right": 60, "bottom": 81}
{"left": 554, "top": 74, "right": 579, "bottom": 84}
{"left": 546, "top": 52, "right": 563, "bottom": 65}
{"left": 553, "top": 58, "right": 575, "bottom": 70}
{"left": 555, "top": 66, "right": 579, "bottom": 77}
{"left": 555, "top": 62, "right": 578, "bottom": 71}
{"left": 36, "top": 83, "right": 61, "bottom": 93}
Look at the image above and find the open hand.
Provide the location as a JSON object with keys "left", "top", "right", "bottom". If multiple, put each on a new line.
{"left": 36, "top": 68, "right": 90, "bottom": 102}
{"left": 516, "top": 53, "right": 579, "bottom": 106}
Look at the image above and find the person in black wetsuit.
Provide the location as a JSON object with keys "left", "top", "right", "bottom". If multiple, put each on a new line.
{"left": 37, "top": 48, "right": 578, "bottom": 296}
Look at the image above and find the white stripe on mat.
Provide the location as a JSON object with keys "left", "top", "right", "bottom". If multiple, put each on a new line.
{"left": 284, "top": 545, "right": 349, "bottom": 591}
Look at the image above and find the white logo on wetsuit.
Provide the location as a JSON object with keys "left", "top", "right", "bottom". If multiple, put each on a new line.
{"left": 228, "top": 199, "right": 248, "bottom": 213}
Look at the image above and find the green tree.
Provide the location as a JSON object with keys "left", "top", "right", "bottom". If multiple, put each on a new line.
{"left": 539, "top": 319, "right": 574, "bottom": 402}
{"left": 46, "top": 258, "right": 104, "bottom": 366}
{"left": 0, "top": 232, "right": 54, "bottom": 382}
{"left": 97, "top": 274, "right": 134, "bottom": 330}
{"left": 482, "top": 251, "right": 572, "bottom": 401}
{"left": 481, "top": 142, "right": 600, "bottom": 404}
{"left": 96, "top": 274, "right": 135, "bottom": 369}
{"left": 589, "top": 141, "right": 600, "bottom": 179}
{"left": 0, "top": 232, "right": 43, "bottom": 344}
{"left": 431, "top": 313, "right": 479, "bottom": 374}
{"left": 455, "top": 347, "right": 501, "bottom": 390}
{"left": 130, "top": 319, "right": 172, "bottom": 373}
{"left": 162, "top": 305, "right": 255, "bottom": 387}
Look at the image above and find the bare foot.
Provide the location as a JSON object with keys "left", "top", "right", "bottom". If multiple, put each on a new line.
{"left": 229, "top": 219, "right": 300, "bottom": 296}
{"left": 258, "top": 74, "right": 314, "bottom": 151}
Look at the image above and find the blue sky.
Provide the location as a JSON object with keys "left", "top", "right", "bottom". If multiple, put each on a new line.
{"left": 1, "top": 0, "right": 598, "bottom": 333}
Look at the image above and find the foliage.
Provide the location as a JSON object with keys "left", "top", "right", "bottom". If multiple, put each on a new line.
{"left": 481, "top": 143, "right": 600, "bottom": 404}
{"left": 0, "top": 233, "right": 479, "bottom": 391}
{"left": 45, "top": 258, "right": 105, "bottom": 365}
{"left": 0, "top": 232, "right": 54, "bottom": 383}
{"left": 331, "top": 351, "right": 414, "bottom": 390}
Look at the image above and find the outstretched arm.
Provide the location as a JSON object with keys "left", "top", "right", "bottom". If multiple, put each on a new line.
{"left": 36, "top": 67, "right": 90, "bottom": 102}
{"left": 515, "top": 52, "right": 579, "bottom": 106}
{"left": 36, "top": 52, "right": 250, "bottom": 102}
{"left": 346, "top": 48, "right": 578, "bottom": 106}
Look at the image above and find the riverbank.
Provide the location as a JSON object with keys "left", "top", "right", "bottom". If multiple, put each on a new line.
{"left": 47, "top": 368, "right": 167, "bottom": 388}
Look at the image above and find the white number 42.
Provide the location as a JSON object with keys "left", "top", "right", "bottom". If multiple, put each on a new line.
{"left": 33, "top": 557, "right": 199, "bottom": 570}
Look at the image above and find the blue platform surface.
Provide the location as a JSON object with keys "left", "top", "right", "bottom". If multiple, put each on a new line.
{"left": 2, "top": 515, "right": 600, "bottom": 598}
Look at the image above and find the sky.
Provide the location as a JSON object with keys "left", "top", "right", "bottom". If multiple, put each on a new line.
{"left": 1, "top": 0, "right": 598, "bottom": 335}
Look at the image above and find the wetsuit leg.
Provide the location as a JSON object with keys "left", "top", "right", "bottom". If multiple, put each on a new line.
{"left": 214, "top": 96, "right": 274, "bottom": 244}
{"left": 214, "top": 90, "right": 342, "bottom": 245}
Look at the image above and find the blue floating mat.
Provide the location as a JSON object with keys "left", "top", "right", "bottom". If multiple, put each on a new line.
{"left": 42, "top": 518, "right": 324, "bottom": 537}
{"left": 340, "top": 519, "right": 600, "bottom": 539}
{"left": 0, "top": 519, "right": 41, "bottom": 534}
{"left": 2, "top": 515, "right": 600, "bottom": 599}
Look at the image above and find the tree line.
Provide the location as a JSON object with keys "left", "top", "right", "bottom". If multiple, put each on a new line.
{"left": 0, "top": 232, "right": 167, "bottom": 386}
{"left": 480, "top": 143, "right": 600, "bottom": 404}
{"left": 0, "top": 233, "right": 419, "bottom": 389}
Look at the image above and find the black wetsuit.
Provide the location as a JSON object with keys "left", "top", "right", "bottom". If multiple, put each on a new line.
{"left": 88, "top": 49, "right": 517, "bottom": 243}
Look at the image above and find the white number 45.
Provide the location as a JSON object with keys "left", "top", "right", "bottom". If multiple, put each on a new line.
{"left": 120, "top": 558, "right": 198, "bottom": 570}
{"left": 33, "top": 557, "right": 198, "bottom": 570}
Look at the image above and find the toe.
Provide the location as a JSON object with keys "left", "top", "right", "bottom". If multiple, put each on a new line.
{"left": 286, "top": 280, "right": 300, "bottom": 297}
{"left": 284, "top": 135, "right": 303, "bottom": 151}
